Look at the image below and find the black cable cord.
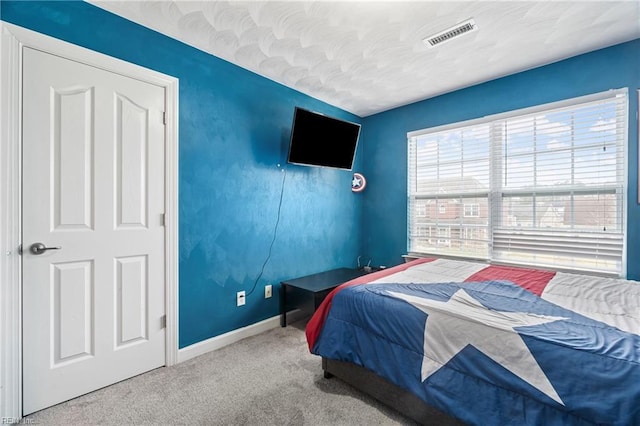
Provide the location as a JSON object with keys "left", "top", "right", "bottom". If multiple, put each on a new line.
{"left": 246, "top": 168, "right": 287, "bottom": 297}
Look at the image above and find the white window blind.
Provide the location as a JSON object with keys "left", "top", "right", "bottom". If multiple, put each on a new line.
{"left": 408, "top": 89, "right": 627, "bottom": 275}
{"left": 408, "top": 122, "right": 492, "bottom": 259}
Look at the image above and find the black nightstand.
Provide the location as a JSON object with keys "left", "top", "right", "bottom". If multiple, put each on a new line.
{"left": 280, "top": 268, "right": 368, "bottom": 327}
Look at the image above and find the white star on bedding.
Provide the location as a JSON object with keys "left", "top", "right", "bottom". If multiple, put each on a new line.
{"left": 387, "top": 289, "right": 566, "bottom": 405}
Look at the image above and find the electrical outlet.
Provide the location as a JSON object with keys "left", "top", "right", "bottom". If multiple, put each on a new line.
{"left": 236, "top": 291, "right": 246, "bottom": 307}
{"left": 265, "top": 284, "right": 272, "bottom": 299}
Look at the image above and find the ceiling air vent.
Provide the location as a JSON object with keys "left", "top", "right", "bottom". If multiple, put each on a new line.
{"left": 423, "top": 18, "right": 477, "bottom": 48}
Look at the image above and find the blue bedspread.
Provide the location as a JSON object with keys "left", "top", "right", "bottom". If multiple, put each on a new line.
{"left": 311, "top": 280, "right": 640, "bottom": 425}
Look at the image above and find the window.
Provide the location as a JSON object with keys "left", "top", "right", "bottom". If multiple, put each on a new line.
{"left": 437, "top": 226, "right": 451, "bottom": 246}
{"left": 408, "top": 89, "right": 627, "bottom": 275}
{"left": 464, "top": 203, "right": 480, "bottom": 217}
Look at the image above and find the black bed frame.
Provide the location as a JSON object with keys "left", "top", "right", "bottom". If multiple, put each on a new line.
{"left": 322, "top": 357, "right": 465, "bottom": 425}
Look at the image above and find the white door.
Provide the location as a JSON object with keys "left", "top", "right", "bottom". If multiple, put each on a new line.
{"left": 22, "top": 47, "right": 166, "bottom": 415}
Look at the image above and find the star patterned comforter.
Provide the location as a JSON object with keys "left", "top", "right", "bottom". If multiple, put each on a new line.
{"left": 306, "top": 258, "right": 640, "bottom": 425}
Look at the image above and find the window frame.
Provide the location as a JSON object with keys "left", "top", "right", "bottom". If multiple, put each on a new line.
{"left": 463, "top": 203, "right": 480, "bottom": 217}
{"left": 407, "top": 89, "right": 628, "bottom": 277}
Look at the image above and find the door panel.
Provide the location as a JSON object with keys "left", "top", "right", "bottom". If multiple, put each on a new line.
{"left": 115, "top": 255, "right": 148, "bottom": 347}
{"left": 53, "top": 87, "right": 94, "bottom": 230}
{"left": 22, "top": 47, "right": 166, "bottom": 415}
{"left": 116, "top": 94, "right": 149, "bottom": 229}
{"left": 53, "top": 260, "right": 94, "bottom": 364}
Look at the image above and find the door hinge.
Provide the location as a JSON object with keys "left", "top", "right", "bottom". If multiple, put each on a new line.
{"left": 161, "top": 315, "right": 166, "bottom": 329}
{"left": 161, "top": 213, "right": 166, "bottom": 226}
{"left": 162, "top": 111, "right": 167, "bottom": 125}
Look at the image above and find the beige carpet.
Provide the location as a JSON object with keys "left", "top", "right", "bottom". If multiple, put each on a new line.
{"left": 26, "top": 320, "right": 417, "bottom": 425}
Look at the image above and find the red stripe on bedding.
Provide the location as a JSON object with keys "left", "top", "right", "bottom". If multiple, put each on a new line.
{"left": 464, "top": 265, "right": 556, "bottom": 296}
{"left": 305, "top": 258, "right": 437, "bottom": 351}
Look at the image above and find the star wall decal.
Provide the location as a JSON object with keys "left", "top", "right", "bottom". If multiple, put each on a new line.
{"left": 387, "top": 288, "right": 567, "bottom": 405}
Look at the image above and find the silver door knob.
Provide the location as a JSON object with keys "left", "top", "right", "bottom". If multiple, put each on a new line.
{"left": 30, "top": 242, "right": 62, "bottom": 255}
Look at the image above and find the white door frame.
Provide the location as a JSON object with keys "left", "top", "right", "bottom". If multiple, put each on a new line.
{"left": 0, "top": 22, "right": 179, "bottom": 420}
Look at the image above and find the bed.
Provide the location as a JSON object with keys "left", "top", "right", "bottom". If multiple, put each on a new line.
{"left": 305, "top": 258, "right": 640, "bottom": 425}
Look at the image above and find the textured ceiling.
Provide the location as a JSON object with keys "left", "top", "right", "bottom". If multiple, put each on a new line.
{"left": 89, "top": 1, "right": 640, "bottom": 117}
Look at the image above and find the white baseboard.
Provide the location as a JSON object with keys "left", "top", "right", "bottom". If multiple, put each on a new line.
{"left": 177, "top": 309, "right": 306, "bottom": 363}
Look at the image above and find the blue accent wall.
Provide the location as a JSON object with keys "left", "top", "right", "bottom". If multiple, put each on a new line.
{"left": 2, "top": 1, "right": 364, "bottom": 347}
{"left": 361, "top": 39, "right": 640, "bottom": 278}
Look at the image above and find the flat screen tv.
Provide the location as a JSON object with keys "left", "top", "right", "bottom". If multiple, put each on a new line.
{"left": 287, "top": 107, "right": 361, "bottom": 170}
